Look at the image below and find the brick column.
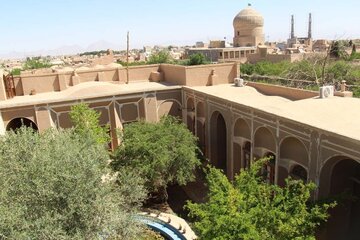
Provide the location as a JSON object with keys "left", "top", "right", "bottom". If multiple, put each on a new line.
{"left": 35, "top": 107, "right": 54, "bottom": 133}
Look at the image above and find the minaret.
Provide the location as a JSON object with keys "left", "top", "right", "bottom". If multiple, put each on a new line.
{"left": 291, "top": 15, "right": 295, "bottom": 39}
{"left": 308, "top": 13, "right": 312, "bottom": 39}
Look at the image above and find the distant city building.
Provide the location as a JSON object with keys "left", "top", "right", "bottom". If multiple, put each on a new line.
{"left": 233, "top": 4, "right": 265, "bottom": 47}
{"left": 313, "top": 39, "right": 330, "bottom": 52}
{"left": 287, "top": 13, "right": 313, "bottom": 50}
{"left": 186, "top": 4, "right": 262, "bottom": 63}
{"left": 209, "top": 40, "right": 226, "bottom": 49}
{"left": 195, "top": 42, "right": 206, "bottom": 48}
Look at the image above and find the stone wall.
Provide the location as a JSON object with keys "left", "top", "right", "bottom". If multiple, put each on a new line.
{"left": 10, "top": 65, "right": 161, "bottom": 97}
{"left": 247, "top": 53, "right": 298, "bottom": 63}
{"left": 4, "top": 63, "right": 239, "bottom": 99}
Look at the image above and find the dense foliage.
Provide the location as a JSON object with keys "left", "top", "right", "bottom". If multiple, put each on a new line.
{"left": 188, "top": 53, "right": 208, "bottom": 66}
{"left": 10, "top": 68, "right": 21, "bottom": 75}
{"left": 0, "top": 127, "right": 146, "bottom": 239}
{"left": 349, "top": 52, "right": 360, "bottom": 61}
{"left": 147, "top": 50, "right": 172, "bottom": 64}
{"left": 111, "top": 116, "right": 201, "bottom": 199}
{"left": 117, "top": 60, "right": 148, "bottom": 66}
{"left": 241, "top": 59, "right": 360, "bottom": 85}
{"left": 23, "top": 57, "right": 52, "bottom": 70}
{"left": 186, "top": 159, "right": 335, "bottom": 240}
{"left": 79, "top": 50, "right": 121, "bottom": 56}
{"left": 70, "top": 103, "right": 110, "bottom": 146}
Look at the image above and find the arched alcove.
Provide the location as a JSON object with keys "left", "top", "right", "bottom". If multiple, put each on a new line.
{"left": 186, "top": 98, "right": 195, "bottom": 134}
{"left": 157, "top": 100, "right": 182, "bottom": 119}
{"left": 319, "top": 157, "right": 360, "bottom": 239}
{"left": 210, "top": 111, "right": 227, "bottom": 174}
{"left": 234, "top": 118, "right": 250, "bottom": 139}
{"left": 196, "top": 102, "right": 206, "bottom": 153}
{"left": 279, "top": 137, "right": 309, "bottom": 185}
{"left": 280, "top": 137, "right": 309, "bottom": 167}
{"left": 289, "top": 164, "right": 307, "bottom": 182}
{"left": 196, "top": 102, "right": 205, "bottom": 118}
{"left": 6, "top": 117, "right": 38, "bottom": 132}
{"left": 254, "top": 126, "right": 276, "bottom": 154}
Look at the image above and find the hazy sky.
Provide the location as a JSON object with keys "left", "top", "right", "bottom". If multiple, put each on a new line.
{"left": 1, "top": 0, "right": 359, "bottom": 53}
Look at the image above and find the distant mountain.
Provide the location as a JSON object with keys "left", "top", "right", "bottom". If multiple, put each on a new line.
{"left": 0, "top": 40, "right": 124, "bottom": 59}
{"left": 86, "top": 40, "right": 122, "bottom": 52}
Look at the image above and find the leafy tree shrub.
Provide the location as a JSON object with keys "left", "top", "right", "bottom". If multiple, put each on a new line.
{"left": 111, "top": 116, "right": 201, "bottom": 200}
{"left": 0, "top": 127, "right": 146, "bottom": 239}
{"left": 10, "top": 68, "right": 21, "bottom": 75}
{"left": 186, "top": 159, "right": 335, "bottom": 240}
{"left": 242, "top": 61, "right": 290, "bottom": 77}
{"left": 286, "top": 59, "right": 321, "bottom": 81}
{"left": 117, "top": 60, "right": 148, "bottom": 66}
{"left": 148, "top": 50, "right": 171, "bottom": 64}
{"left": 70, "top": 103, "right": 110, "bottom": 146}
{"left": 253, "top": 61, "right": 290, "bottom": 76}
{"left": 188, "top": 53, "right": 207, "bottom": 65}
{"left": 349, "top": 52, "right": 360, "bottom": 61}
{"left": 240, "top": 63, "right": 255, "bottom": 75}
{"left": 351, "top": 86, "right": 360, "bottom": 98}
{"left": 23, "top": 57, "right": 52, "bottom": 70}
{"left": 326, "top": 60, "right": 351, "bottom": 81}
{"left": 242, "top": 58, "right": 360, "bottom": 85}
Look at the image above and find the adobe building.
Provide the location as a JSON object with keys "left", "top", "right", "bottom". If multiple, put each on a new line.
{"left": 287, "top": 13, "right": 313, "bottom": 50}
{"left": 185, "top": 4, "right": 262, "bottom": 63}
{"left": 0, "top": 61, "right": 359, "bottom": 239}
{"left": 233, "top": 4, "right": 264, "bottom": 47}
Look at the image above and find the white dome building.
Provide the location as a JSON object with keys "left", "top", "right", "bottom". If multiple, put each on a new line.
{"left": 233, "top": 5, "right": 265, "bottom": 47}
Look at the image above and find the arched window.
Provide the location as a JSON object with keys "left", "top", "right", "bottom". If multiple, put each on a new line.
{"left": 290, "top": 165, "right": 307, "bottom": 182}
{"left": 6, "top": 117, "right": 38, "bottom": 132}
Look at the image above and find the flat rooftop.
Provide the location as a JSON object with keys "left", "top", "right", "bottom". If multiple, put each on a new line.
{"left": 0, "top": 81, "right": 181, "bottom": 109}
{"left": 187, "top": 84, "right": 360, "bottom": 142}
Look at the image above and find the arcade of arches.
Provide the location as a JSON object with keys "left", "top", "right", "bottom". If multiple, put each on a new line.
{"left": 1, "top": 84, "right": 360, "bottom": 238}
{"left": 184, "top": 92, "right": 360, "bottom": 239}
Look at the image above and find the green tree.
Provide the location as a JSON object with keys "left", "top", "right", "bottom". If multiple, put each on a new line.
{"left": 10, "top": 68, "right": 21, "bottom": 75}
{"left": 188, "top": 53, "right": 207, "bottom": 65}
{"left": 329, "top": 41, "right": 348, "bottom": 60}
{"left": 147, "top": 50, "right": 171, "bottom": 64}
{"left": 186, "top": 159, "right": 335, "bottom": 240}
{"left": 0, "top": 127, "right": 146, "bottom": 239}
{"left": 69, "top": 103, "right": 110, "bottom": 146}
{"left": 240, "top": 63, "right": 255, "bottom": 75}
{"left": 111, "top": 116, "right": 201, "bottom": 200}
{"left": 326, "top": 60, "right": 351, "bottom": 81}
{"left": 23, "top": 57, "right": 52, "bottom": 70}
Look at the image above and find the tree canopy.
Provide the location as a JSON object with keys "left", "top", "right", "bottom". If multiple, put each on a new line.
{"left": 0, "top": 127, "right": 146, "bottom": 239}
{"left": 186, "top": 159, "right": 335, "bottom": 240}
{"left": 188, "top": 53, "right": 208, "bottom": 65}
{"left": 147, "top": 50, "right": 171, "bottom": 64}
{"left": 111, "top": 116, "right": 201, "bottom": 199}
{"left": 23, "top": 57, "right": 52, "bottom": 70}
{"left": 70, "top": 103, "right": 110, "bottom": 146}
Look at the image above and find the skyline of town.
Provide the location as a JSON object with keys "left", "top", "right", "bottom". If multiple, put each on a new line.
{"left": 1, "top": 0, "right": 359, "bottom": 58}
